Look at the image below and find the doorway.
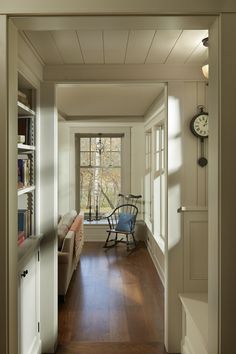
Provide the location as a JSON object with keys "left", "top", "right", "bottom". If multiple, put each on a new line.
{"left": 4, "top": 14, "right": 219, "bottom": 354}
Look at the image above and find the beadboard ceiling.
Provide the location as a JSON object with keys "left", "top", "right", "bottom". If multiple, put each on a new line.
{"left": 23, "top": 29, "right": 208, "bottom": 65}
{"left": 22, "top": 27, "right": 208, "bottom": 119}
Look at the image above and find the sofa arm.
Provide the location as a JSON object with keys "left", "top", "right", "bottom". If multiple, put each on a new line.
{"left": 58, "top": 251, "right": 70, "bottom": 264}
{"left": 61, "top": 230, "right": 74, "bottom": 253}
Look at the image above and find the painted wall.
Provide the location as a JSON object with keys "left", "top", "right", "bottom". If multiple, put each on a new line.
{"left": 1, "top": 0, "right": 236, "bottom": 14}
{"left": 58, "top": 121, "right": 145, "bottom": 216}
{"left": 18, "top": 32, "right": 43, "bottom": 83}
{"left": 166, "top": 81, "right": 208, "bottom": 352}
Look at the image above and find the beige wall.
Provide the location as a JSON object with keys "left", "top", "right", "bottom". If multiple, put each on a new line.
{"left": 215, "top": 13, "right": 236, "bottom": 354}
{"left": 166, "top": 81, "right": 208, "bottom": 352}
{"left": 58, "top": 121, "right": 144, "bottom": 215}
{"left": 1, "top": 0, "right": 236, "bottom": 14}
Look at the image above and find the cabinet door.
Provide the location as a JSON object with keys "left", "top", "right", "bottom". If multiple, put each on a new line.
{"left": 19, "top": 252, "right": 40, "bottom": 354}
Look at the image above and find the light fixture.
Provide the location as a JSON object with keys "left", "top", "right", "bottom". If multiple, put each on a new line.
{"left": 96, "top": 134, "right": 104, "bottom": 155}
{"left": 201, "top": 37, "right": 209, "bottom": 80}
{"left": 202, "top": 64, "right": 209, "bottom": 79}
{"left": 202, "top": 37, "right": 209, "bottom": 47}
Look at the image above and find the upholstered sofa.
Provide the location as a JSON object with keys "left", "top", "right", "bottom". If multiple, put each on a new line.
{"left": 58, "top": 211, "right": 84, "bottom": 298}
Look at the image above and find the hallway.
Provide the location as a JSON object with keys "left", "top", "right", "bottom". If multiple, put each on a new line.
{"left": 57, "top": 242, "right": 167, "bottom": 354}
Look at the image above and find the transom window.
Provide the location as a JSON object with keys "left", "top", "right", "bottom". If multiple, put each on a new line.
{"left": 79, "top": 135, "right": 122, "bottom": 217}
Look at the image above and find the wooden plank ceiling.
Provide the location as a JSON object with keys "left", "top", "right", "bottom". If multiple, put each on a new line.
{"left": 23, "top": 29, "right": 208, "bottom": 65}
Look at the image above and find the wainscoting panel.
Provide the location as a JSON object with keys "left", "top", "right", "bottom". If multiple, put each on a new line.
{"left": 182, "top": 208, "right": 208, "bottom": 293}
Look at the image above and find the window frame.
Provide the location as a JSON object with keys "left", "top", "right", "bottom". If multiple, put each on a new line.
{"left": 74, "top": 127, "right": 131, "bottom": 214}
{"left": 78, "top": 134, "right": 122, "bottom": 216}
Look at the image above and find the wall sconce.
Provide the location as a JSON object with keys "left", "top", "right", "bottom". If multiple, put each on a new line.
{"left": 202, "top": 37, "right": 209, "bottom": 80}
{"left": 202, "top": 64, "right": 209, "bottom": 79}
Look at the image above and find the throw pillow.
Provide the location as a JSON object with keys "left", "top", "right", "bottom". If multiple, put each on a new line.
{"left": 58, "top": 210, "right": 77, "bottom": 229}
{"left": 115, "top": 213, "right": 135, "bottom": 232}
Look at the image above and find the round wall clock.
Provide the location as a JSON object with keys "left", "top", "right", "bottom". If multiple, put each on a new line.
{"left": 190, "top": 109, "right": 209, "bottom": 138}
{"left": 190, "top": 106, "right": 209, "bottom": 167}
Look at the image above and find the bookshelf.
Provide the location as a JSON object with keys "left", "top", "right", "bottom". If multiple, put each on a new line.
{"left": 17, "top": 73, "right": 37, "bottom": 246}
{"left": 17, "top": 72, "right": 42, "bottom": 354}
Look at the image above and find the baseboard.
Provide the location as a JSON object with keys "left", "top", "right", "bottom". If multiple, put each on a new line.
{"left": 146, "top": 241, "right": 165, "bottom": 286}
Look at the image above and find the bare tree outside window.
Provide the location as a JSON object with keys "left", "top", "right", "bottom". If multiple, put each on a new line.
{"left": 80, "top": 136, "right": 121, "bottom": 218}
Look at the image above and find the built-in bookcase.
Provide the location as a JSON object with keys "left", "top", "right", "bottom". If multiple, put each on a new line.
{"left": 17, "top": 73, "right": 37, "bottom": 246}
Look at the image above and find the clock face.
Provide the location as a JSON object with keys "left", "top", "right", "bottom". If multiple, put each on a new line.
{"left": 191, "top": 113, "right": 209, "bottom": 138}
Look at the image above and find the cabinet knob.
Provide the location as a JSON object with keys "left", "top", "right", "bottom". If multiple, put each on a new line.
{"left": 21, "top": 270, "right": 28, "bottom": 278}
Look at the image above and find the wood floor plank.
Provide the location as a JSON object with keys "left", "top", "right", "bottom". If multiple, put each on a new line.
{"left": 57, "top": 241, "right": 167, "bottom": 354}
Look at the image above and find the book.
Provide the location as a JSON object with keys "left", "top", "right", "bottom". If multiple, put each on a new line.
{"left": 18, "top": 118, "right": 33, "bottom": 145}
{"left": 18, "top": 209, "right": 31, "bottom": 238}
{"left": 17, "top": 231, "right": 25, "bottom": 245}
{"left": 17, "top": 230, "right": 25, "bottom": 240}
{"left": 18, "top": 158, "right": 31, "bottom": 188}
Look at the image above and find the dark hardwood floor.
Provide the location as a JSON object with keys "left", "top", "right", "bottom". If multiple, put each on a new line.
{"left": 57, "top": 242, "right": 167, "bottom": 354}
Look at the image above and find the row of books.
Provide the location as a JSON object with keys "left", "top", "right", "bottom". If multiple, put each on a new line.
{"left": 18, "top": 117, "right": 34, "bottom": 146}
{"left": 18, "top": 156, "right": 31, "bottom": 189}
{"left": 18, "top": 209, "right": 31, "bottom": 245}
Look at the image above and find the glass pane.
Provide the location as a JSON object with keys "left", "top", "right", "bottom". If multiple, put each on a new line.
{"left": 156, "top": 129, "right": 160, "bottom": 152}
{"left": 161, "top": 150, "right": 165, "bottom": 169}
{"left": 161, "top": 174, "right": 165, "bottom": 236}
{"left": 145, "top": 155, "right": 149, "bottom": 170}
{"left": 91, "top": 151, "right": 101, "bottom": 166}
{"left": 90, "top": 138, "right": 97, "bottom": 151}
{"left": 101, "top": 151, "right": 112, "bottom": 167}
{"left": 111, "top": 137, "right": 121, "bottom": 151}
{"left": 80, "top": 167, "right": 121, "bottom": 216}
{"left": 161, "top": 127, "right": 165, "bottom": 149}
{"left": 99, "top": 168, "right": 121, "bottom": 214}
{"left": 80, "top": 137, "right": 90, "bottom": 151}
{"left": 154, "top": 176, "right": 161, "bottom": 236}
{"left": 145, "top": 135, "right": 148, "bottom": 151}
{"left": 80, "top": 168, "right": 94, "bottom": 212}
{"left": 110, "top": 152, "right": 121, "bottom": 166}
{"left": 156, "top": 152, "right": 160, "bottom": 171}
{"left": 80, "top": 152, "right": 90, "bottom": 166}
{"left": 103, "top": 137, "right": 111, "bottom": 151}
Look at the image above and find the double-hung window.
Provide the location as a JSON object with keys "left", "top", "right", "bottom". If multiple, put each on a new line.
{"left": 153, "top": 124, "right": 165, "bottom": 249}
{"left": 79, "top": 135, "right": 122, "bottom": 217}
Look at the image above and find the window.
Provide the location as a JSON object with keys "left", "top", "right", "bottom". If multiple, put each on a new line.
{"left": 79, "top": 135, "right": 122, "bottom": 217}
{"left": 153, "top": 124, "right": 165, "bottom": 249}
{"left": 144, "top": 131, "right": 152, "bottom": 229}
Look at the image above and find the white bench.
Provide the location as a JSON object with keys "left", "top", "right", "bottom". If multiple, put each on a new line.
{"left": 179, "top": 293, "right": 208, "bottom": 354}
